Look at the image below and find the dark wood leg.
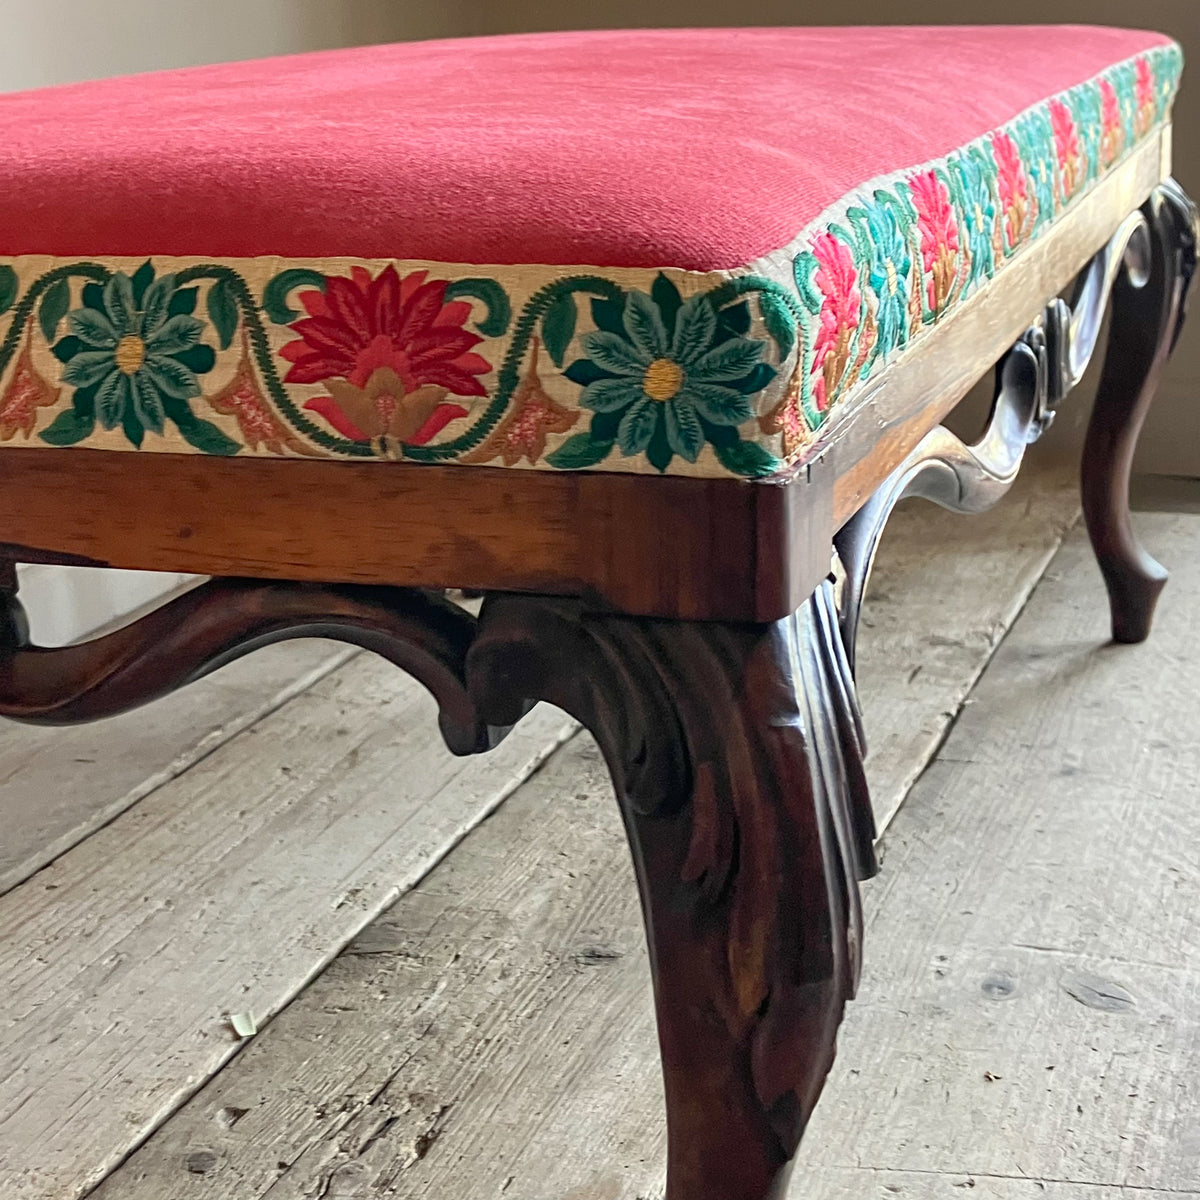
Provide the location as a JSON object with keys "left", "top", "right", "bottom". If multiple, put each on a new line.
{"left": 0, "top": 560, "right": 28, "bottom": 650}
{"left": 1082, "top": 179, "right": 1198, "bottom": 643}
{"left": 0, "top": 576, "right": 497, "bottom": 754}
{"left": 467, "top": 581, "right": 875, "bottom": 1200}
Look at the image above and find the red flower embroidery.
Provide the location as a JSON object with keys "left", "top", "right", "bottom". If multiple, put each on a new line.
{"left": 991, "top": 132, "right": 1028, "bottom": 251}
{"left": 1135, "top": 57, "right": 1156, "bottom": 135}
{"left": 909, "top": 170, "right": 959, "bottom": 318}
{"left": 1099, "top": 79, "right": 1124, "bottom": 168}
{"left": 281, "top": 266, "right": 488, "bottom": 447}
{"left": 1049, "top": 99, "right": 1082, "bottom": 200}
{"left": 810, "top": 232, "right": 861, "bottom": 412}
{"left": 0, "top": 338, "right": 59, "bottom": 440}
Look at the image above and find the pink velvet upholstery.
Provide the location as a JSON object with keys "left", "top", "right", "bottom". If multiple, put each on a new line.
{"left": 0, "top": 27, "right": 1182, "bottom": 478}
{"left": 0, "top": 25, "right": 1174, "bottom": 268}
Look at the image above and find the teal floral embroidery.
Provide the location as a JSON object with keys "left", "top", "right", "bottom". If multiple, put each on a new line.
{"left": 950, "top": 150, "right": 998, "bottom": 288}
{"left": 1013, "top": 107, "right": 1057, "bottom": 232}
{"left": 1070, "top": 83, "right": 1103, "bottom": 184}
{"left": 46, "top": 262, "right": 232, "bottom": 453}
{"left": 1112, "top": 60, "right": 1138, "bottom": 147}
{"left": 561, "top": 273, "right": 776, "bottom": 472}
{"left": 781, "top": 46, "right": 1181, "bottom": 457}
{"left": 846, "top": 192, "right": 913, "bottom": 363}
{"left": 1157, "top": 46, "right": 1182, "bottom": 121}
{"left": 0, "top": 43, "right": 1177, "bottom": 479}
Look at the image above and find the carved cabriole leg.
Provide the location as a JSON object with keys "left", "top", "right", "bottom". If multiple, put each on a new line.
{"left": 1082, "top": 180, "right": 1199, "bottom": 643}
{"left": 467, "top": 583, "right": 875, "bottom": 1200}
{"left": 0, "top": 560, "right": 28, "bottom": 650}
{"left": 834, "top": 181, "right": 1198, "bottom": 666}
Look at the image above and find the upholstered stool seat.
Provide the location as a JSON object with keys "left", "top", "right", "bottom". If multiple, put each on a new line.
{"left": 0, "top": 26, "right": 1181, "bottom": 478}
{"left": 0, "top": 25, "right": 1195, "bottom": 1200}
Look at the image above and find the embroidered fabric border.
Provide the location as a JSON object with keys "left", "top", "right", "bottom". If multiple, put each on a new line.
{"left": 0, "top": 42, "right": 1182, "bottom": 479}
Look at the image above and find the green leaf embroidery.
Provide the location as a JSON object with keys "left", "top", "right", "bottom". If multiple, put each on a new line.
{"left": 714, "top": 299, "right": 751, "bottom": 342}
{"left": 39, "top": 410, "right": 95, "bottom": 446}
{"left": 0, "top": 266, "right": 17, "bottom": 317}
{"left": 617, "top": 398, "right": 658, "bottom": 456}
{"left": 727, "top": 362, "right": 777, "bottom": 395}
{"left": 589, "top": 410, "right": 622, "bottom": 441}
{"left": 665, "top": 400, "right": 704, "bottom": 462}
{"left": 175, "top": 413, "right": 240, "bottom": 456}
{"left": 168, "top": 286, "right": 198, "bottom": 317}
{"left": 130, "top": 260, "right": 155, "bottom": 307}
{"left": 174, "top": 343, "right": 217, "bottom": 375}
{"left": 51, "top": 335, "right": 84, "bottom": 364}
{"left": 650, "top": 273, "right": 682, "bottom": 335}
{"left": 545, "top": 431, "right": 615, "bottom": 470}
{"left": 39, "top": 278, "right": 71, "bottom": 342}
{"left": 713, "top": 437, "right": 782, "bottom": 478}
{"left": 263, "top": 268, "right": 327, "bottom": 324}
{"left": 758, "top": 286, "right": 796, "bottom": 357}
{"left": 563, "top": 358, "right": 613, "bottom": 387}
{"left": 70, "top": 382, "right": 98, "bottom": 418}
{"left": 122, "top": 402, "right": 146, "bottom": 448}
{"left": 589, "top": 295, "right": 626, "bottom": 336}
{"left": 541, "top": 291, "right": 577, "bottom": 367}
{"left": 699, "top": 417, "right": 738, "bottom": 448}
{"left": 444, "top": 278, "right": 511, "bottom": 338}
{"left": 793, "top": 254, "right": 822, "bottom": 314}
{"left": 645, "top": 421, "right": 673, "bottom": 473}
{"left": 206, "top": 277, "right": 239, "bottom": 350}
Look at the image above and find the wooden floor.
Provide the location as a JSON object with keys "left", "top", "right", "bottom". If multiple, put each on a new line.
{"left": 2, "top": 466, "right": 1197, "bottom": 1199}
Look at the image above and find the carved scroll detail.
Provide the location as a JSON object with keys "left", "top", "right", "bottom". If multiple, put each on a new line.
{"left": 1082, "top": 178, "right": 1199, "bottom": 642}
{"left": 835, "top": 179, "right": 1197, "bottom": 665}
{"left": 834, "top": 333, "right": 1045, "bottom": 672}
{"left": 0, "top": 577, "right": 496, "bottom": 755}
{"left": 467, "top": 582, "right": 873, "bottom": 1200}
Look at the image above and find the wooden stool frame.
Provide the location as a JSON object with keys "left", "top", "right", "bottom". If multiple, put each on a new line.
{"left": 0, "top": 145, "right": 1195, "bottom": 1198}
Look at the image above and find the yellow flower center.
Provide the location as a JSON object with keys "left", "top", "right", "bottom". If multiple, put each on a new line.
{"left": 885, "top": 260, "right": 898, "bottom": 295}
{"left": 114, "top": 334, "right": 146, "bottom": 375}
{"left": 642, "top": 357, "right": 684, "bottom": 402}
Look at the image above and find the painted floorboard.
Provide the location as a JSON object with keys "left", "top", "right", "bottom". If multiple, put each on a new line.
{"left": 798, "top": 514, "right": 1200, "bottom": 1193}
{"left": 858, "top": 464, "right": 1080, "bottom": 833}
{"left": 91, "top": 500, "right": 1200, "bottom": 1199}
{"left": 1, "top": 465, "right": 1084, "bottom": 1198}
{"left": 0, "top": 655, "right": 575, "bottom": 1199}
{"left": 0, "top": 640, "right": 352, "bottom": 894}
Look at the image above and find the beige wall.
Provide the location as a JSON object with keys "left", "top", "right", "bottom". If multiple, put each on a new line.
{"left": 1, "top": 0, "right": 1194, "bottom": 473}
{"left": 459, "top": 0, "right": 1199, "bottom": 476}
{"left": 0, "top": 0, "right": 476, "bottom": 88}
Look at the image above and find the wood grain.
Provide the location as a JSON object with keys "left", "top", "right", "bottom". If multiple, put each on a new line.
{"left": 1082, "top": 179, "right": 1196, "bottom": 642}
{"left": 0, "top": 640, "right": 351, "bottom": 895}
{"left": 799, "top": 515, "right": 1200, "bottom": 1191}
{"left": 857, "top": 465, "right": 1080, "bottom": 835}
{"left": 0, "top": 452, "right": 779, "bottom": 621}
{"left": 466, "top": 582, "right": 870, "bottom": 1200}
{"left": 0, "top": 655, "right": 575, "bottom": 1200}
{"left": 90, "top": 492, "right": 1194, "bottom": 1200}
{"left": 0, "top": 468, "right": 1077, "bottom": 1200}
{"left": 0, "top": 132, "right": 1170, "bottom": 622}
{"left": 0, "top": 578, "right": 494, "bottom": 755}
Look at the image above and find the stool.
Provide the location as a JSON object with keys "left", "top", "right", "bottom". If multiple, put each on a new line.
{"left": 0, "top": 26, "right": 1194, "bottom": 1200}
